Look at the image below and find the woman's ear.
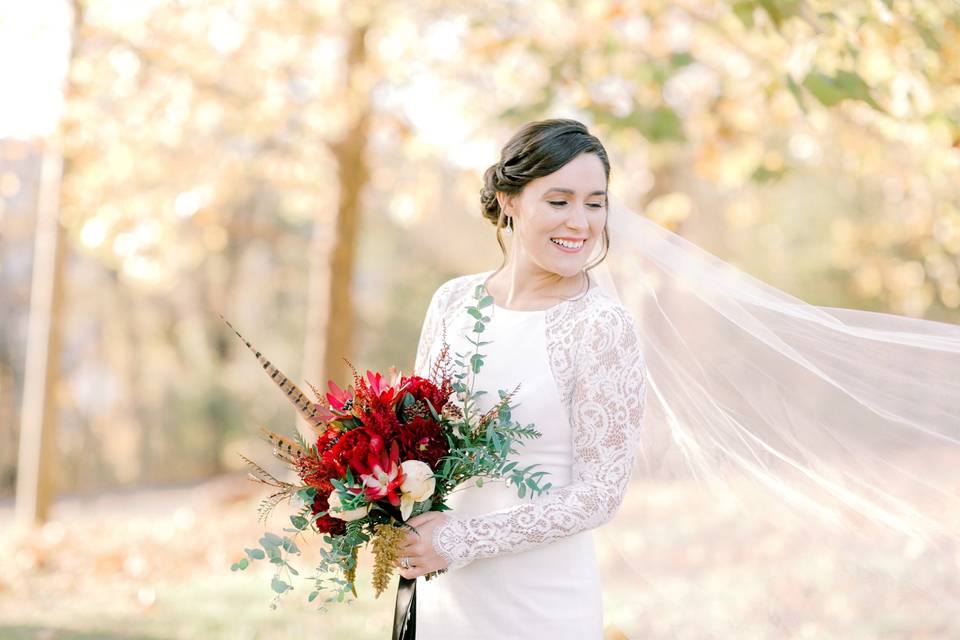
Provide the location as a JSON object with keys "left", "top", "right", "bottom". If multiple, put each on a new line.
{"left": 496, "top": 192, "right": 509, "bottom": 215}
{"left": 496, "top": 192, "right": 517, "bottom": 217}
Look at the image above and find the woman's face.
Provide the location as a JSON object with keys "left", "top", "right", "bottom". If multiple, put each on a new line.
{"left": 501, "top": 152, "right": 607, "bottom": 278}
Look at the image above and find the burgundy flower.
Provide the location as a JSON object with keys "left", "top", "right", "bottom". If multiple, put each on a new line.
{"left": 398, "top": 415, "right": 449, "bottom": 469}
{"left": 311, "top": 491, "right": 347, "bottom": 536}
{"left": 400, "top": 375, "right": 450, "bottom": 415}
{"left": 327, "top": 427, "right": 383, "bottom": 477}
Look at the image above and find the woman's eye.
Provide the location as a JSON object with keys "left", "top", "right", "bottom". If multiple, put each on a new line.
{"left": 548, "top": 200, "right": 605, "bottom": 209}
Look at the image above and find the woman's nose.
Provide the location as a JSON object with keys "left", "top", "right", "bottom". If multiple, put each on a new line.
{"left": 566, "top": 206, "right": 589, "bottom": 229}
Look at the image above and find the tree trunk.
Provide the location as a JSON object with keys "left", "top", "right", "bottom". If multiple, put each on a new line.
{"left": 300, "top": 22, "right": 372, "bottom": 436}
{"left": 15, "top": 0, "right": 83, "bottom": 525}
{"left": 15, "top": 148, "right": 67, "bottom": 525}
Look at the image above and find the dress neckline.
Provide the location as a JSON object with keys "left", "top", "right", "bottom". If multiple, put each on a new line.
{"left": 479, "top": 270, "right": 593, "bottom": 314}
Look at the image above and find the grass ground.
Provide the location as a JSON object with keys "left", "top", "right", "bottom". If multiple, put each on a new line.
{"left": 1, "top": 452, "right": 957, "bottom": 640}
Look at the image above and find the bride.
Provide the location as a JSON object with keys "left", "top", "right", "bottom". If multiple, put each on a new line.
{"left": 397, "top": 119, "right": 638, "bottom": 639}
{"left": 391, "top": 118, "right": 960, "bottom": 638}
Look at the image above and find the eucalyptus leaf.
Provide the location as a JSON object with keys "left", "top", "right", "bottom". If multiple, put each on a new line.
{"left": 271, "top": 576, "right": 291, "bottom": 593}
{"left": 260, "top": 532, "right": 282, "bottom": 549}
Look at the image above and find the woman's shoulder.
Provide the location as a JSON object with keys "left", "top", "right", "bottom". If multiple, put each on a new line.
{"left": 428, "top": 270, "right": 493, "bottom": 311}
{"left": 557, "top": 278, "right": 643, "bottom": 351}
{"left": 564, "top": 276, "right": 632, "bottom": 320}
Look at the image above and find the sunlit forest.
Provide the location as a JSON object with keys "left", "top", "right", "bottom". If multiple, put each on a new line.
{"left": 1, "top": 0, "right": 959, "bottom": 638}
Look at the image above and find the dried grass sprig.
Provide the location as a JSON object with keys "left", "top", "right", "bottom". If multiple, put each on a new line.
{"left": 371, "top": 523, "right": 407, "bottom": 598}
{"left": 345, "top": 546, "right": 359, "bottom": 598}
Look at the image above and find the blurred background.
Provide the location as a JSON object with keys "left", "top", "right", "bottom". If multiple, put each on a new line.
{"left": 1, "top": 0, "right": 958, "bottom": 638}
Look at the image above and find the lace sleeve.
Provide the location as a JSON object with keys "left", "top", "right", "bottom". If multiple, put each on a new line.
{"left": 431, "top": 302, "right": 647, "bottom": 571}
{"left": 414, "top": 282, "right": 449, "bottom": 378}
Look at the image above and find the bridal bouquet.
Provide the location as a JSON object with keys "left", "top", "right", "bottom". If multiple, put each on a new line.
{"left": 226, "top": 284, "right": 552, "bottom": 610}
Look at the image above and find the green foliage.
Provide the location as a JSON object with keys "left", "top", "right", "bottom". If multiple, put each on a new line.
{"left": 597, "top": 107, "right": 685, "bottom": 143}
{"left": 732, "top": 0, "right": 801, "bottom": 29}
{"left": 803, "top": 70, "right": 883, "bottom": 112}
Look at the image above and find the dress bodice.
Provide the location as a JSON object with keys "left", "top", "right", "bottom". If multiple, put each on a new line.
{"left": 413, "top": 270, "right": 648, "bottom": 570}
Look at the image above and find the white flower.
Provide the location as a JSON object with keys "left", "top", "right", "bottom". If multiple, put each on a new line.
{"left": 327, "top": 488, "right": 370, "bottom": 522}
{"left": 399, "top": 460, "right": 437, "bottom": 520}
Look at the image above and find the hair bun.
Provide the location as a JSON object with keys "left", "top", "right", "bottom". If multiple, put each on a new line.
{"left": 480, "top": 162, "right": 502, "bottom": 226}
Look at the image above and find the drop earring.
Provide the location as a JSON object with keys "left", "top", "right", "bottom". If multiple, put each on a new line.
{"left": 503, "top": 216, "right": 513, "bottom": 236}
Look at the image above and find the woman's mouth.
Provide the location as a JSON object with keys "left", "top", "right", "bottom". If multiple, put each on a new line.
{"left": 550, "top": 237, "right": 585, "bottom": 253}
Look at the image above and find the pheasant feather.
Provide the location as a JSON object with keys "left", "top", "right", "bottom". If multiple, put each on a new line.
{"left": 238, "top": 453, "right": 290, "bottom": 489}
{"left": 219, "top": 314, "right": 328, "bottom": 435}
{"left": 259, "top": 425, "right": 306, "bottom": 462}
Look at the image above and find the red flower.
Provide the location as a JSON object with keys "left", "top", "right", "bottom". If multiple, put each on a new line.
{"left": 363, "top": 403, "right": 402, "bottom": 442}
{"left": 399, "top": 375, "right": 451, "bottom": 415}
{"left": 325, "top": 379, "right": 356, "bottom": 418}
{"left": 354, "top": 441, "right": 405, "bottom": 507}
{"left": 315, "top": 425, "right": 341, "bottom": 456}
{"left": 310, "top": 491, "right": 347, "bottom": 536}
{"left": 398, "top": 415, "right": 449, "bottom": 469}
{"left": 296, "top": 449, "right": 338, "bottom": 495}
{"left": 326, "top": 427, "right": 383, "bottom": 477}
{"left": 364, "top": 370, "right": 399, "bottom": 405}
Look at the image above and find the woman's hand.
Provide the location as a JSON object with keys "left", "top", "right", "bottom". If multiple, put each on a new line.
{"left": 396, "top": 511, "right": 450, "bottom": 579}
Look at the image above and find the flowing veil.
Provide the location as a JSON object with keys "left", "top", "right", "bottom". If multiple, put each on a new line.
{"left": 592, "top": 194, "right": 960, "bottom": 634}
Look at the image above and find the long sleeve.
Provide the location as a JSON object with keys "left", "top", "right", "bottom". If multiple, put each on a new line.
{"left": 414, "top": 283, "right": 446, "bottom": 379}
{"left": 431, "top": 302, "right": 647, "bottom": 571}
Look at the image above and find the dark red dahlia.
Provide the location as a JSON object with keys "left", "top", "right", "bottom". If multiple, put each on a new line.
{"left": 398, "top": 415, "right": 449, "bottom": 469}
{"left": 400, "top": 375, "right": 451, "bottom": 414}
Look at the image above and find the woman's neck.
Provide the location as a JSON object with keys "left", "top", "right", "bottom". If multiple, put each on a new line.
{"left": 483, "top": 264, "right": 588, "bottom": 310}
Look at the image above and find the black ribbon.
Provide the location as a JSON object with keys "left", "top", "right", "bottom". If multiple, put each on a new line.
{"left": 392, "top": 575, "right": 417, "bottom": 640}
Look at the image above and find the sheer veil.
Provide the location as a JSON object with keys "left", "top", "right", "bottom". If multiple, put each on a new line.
{"left": 592, "top": 194, "right": 960, "bottom": 632}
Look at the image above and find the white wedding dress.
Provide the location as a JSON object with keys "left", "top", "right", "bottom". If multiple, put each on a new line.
{"left": 411, "top": 270, "right": 647, "bottom": 640}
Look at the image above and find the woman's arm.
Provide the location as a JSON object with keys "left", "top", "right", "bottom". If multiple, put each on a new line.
{"left": 414, "top": 282, "right": 446, "bottom": 379}
{"left": 430, "top": 303, "right": 647, "bottom": 571}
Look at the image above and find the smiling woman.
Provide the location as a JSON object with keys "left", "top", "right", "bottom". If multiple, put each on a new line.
{"left": 401, "top": 119, "right": 646, "bottom": 640}
{"left": 479, "top": 121, "right": 612, "bottom": 310}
